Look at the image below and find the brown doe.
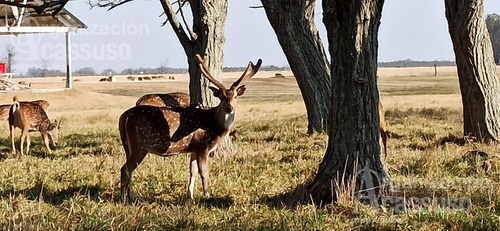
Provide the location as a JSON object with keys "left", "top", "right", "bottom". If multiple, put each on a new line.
{"left": 9, "top": 96, "right": 60, "bottom": 156}
{"left": 0, "top": 100, "right": 49, "bottom": 120}
{"left": 118, "top": 54, "right": 262, "bottom": 203}
{"left": 136, "top": 92, "right": 190, "bottom": 108}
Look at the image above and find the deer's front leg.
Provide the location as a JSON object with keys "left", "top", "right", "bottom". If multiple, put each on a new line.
{"left": 187, "top": 153, "right": 198, "bottom": 200}
{"left": 9, "top": 125, "right": 16, "bottom": 156}
{"left": 197, "top": 152, "right": 210, "bottom": 197}
{"left": 41, "top": 132, "right": 52, "bottom": 154}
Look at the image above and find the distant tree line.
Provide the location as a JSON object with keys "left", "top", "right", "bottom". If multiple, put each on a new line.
{"left": 223, "top": 65, "right": 289, "bottom": 72}
{"left": 378, "top": 59, "right": 456, "bottom": 67}
{"left": 120, "top": 67, "right": 187, "bottom": 75}
{"left": 24, "top": 59, "right": 470, "bottom": 77}
{"left": 21, "top": 66, "right": 187, "bottom": 77}
{"left": 486, "top": 13, "right": 500, "bottom": 64}
{"left": 27, "top": 67, "right": 65, "bottom": 77}
{"left": 20, "top": 64, "right": 294, "bottom": 77}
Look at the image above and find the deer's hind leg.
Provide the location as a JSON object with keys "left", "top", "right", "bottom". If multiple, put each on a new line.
{"left": 26, "top": 133, "right": 30, "bottom": 155}
{"left": 19, "top": 127, "right": 29, "bottom": 156}
{"left": 187, "top": 153, "right": 199, "bottom": 200}
{"left": 120, "top": 144, "right": 148, "bottom": 204}
{"left": 9, "top": 124, "right": 16, "bottom": 156}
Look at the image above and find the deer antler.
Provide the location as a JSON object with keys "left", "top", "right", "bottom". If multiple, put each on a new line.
{"left": 232, "top": 59, "right": 262, "bottom": 87}
{"left": 195, "top": 54, "right": 226, "bottom": 91}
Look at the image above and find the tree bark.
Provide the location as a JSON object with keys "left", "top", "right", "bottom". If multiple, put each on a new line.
{"left": 261, "top": 0, "right": 331, "bottom": 134}
{"left": 445, "top": 0, "right": 500, "bottom": 142}
{"left": 303, "top": 0, "right": 387, "bottom": 205}
{"left": 486, "top": 14, "right": 500, "bottom": 64}
{"left": 187, "top": 0, "right": 227, "bottom": 106}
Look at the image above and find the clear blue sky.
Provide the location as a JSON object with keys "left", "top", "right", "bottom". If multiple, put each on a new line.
{"left": 1, "top": 0, "right": 499, "bottom": 74}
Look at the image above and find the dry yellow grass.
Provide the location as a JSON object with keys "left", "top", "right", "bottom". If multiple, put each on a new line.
{"left": 0, "top": 66, "right": 498, "bottom": 229}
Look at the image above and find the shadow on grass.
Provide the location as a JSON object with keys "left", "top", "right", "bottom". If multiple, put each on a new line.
{"left": 436, "top": 133, "right": 468, "bottom": 146}
{"left": 0, "top": 131, "right": 121, "bottom": 160}
{"left": 443, "top": 150, "right": 491, "bottom": 176}
{"left": 126, "top": 194, "right": 235, "bottom": 209}
{"left": 260, "top": 183, "right": 313, "bottom": 209}
{"left": 396, "top": 133, "right": 469, "bottom": 152}
{"left": 0, "top": 182, "right": 110, "bottom": 205}
{"left": 198, "top": 195, "right": 234, "bottom": 208}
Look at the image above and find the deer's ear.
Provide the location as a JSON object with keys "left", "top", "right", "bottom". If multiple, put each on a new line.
{"left": 236, "top": 85, "right": 246, "bottom": 97}
{"left": 209, "top": 86, "right": 221, "bottom": 98}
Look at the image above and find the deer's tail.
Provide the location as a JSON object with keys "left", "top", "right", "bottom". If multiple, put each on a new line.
{"left": 10, "top": 96, "right": 19, "bottom": 114}
{"left": 9, "top": 96, "right": 20, "bottom": 126}
{"left": 12, "top": 96, "right": 19, "bottom": 108}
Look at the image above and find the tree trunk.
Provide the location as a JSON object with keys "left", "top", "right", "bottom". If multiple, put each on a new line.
{"left": 187, "top": 0, "right": 227, "bottom": 107}
{"left": 261, "top": 0, "right": 331, "bottom": 134}
{"left": 445, "top": 0, "right": 500, "bottom": 142}
{"left": 486, "top": 14, "right": 500, "bottom": 64}
{"left": 303, "top": 0, "right": 387, "bottom": 205}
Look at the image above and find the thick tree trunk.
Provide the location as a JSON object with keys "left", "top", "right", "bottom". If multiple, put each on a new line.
{"left": 445, "top": 0, "right": 500, "bottom": 142}
{"left": 303, "top": 0, "right": 387, "bottom": 205}
{"left": 188, "top": 0, "right": 227, "bottom": 107}
{"left": 486, "top": 14, "right": 500, "bottom": 64}
{"left": 261, "top": 0, "right": 331, "bottom": 134}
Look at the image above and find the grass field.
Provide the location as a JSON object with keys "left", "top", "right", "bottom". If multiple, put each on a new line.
{"left": 0, "top": 67, "right": 499, "bottom": 230}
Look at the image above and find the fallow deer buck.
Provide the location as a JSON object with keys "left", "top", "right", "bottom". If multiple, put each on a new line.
{"left": 136, "top": 92, "right": 190, "bottom": 108}
{"left": 136, "top": 92, "right": 239, "bottom": 139}
{"left": 119, "top": 54, "right": 262, "bottom": 203}
{"left": 9, "top": 96, "right": 60, "bottom": 156}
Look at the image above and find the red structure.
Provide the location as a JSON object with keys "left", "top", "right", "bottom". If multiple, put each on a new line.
{"left": 0, "top": 63, "right": 5, "bottom": 74}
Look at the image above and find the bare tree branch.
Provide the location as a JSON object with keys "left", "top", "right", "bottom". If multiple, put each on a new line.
{"left": 89, "top": 0, "right": 194, "bottom": 51}
{"left": 158, "top": 0, "right": 193, "bottom": 51}
{"left": 176, "top": 0, "right": 197, "bottom": 40}
{"left": 0, "top": 0, "right": 69, "bottom": 17}
{"left": 88, "top": 0, "right": 133, "bottom": 10}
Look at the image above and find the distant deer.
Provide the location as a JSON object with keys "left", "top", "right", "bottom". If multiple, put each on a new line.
{"left": 379, "top": 101, "right": 388, "bottom": 158}
{"left": 9, "top": 96, "right": 60, "bottom": 156}
{"left": 136, "top": 92, "right": 190, "bottom": 108}
{"left": 118, "top": 54, "right": 262, "bottom": 203}
{"left": 0, "top": 100, "right": 50, "bottom": 120}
